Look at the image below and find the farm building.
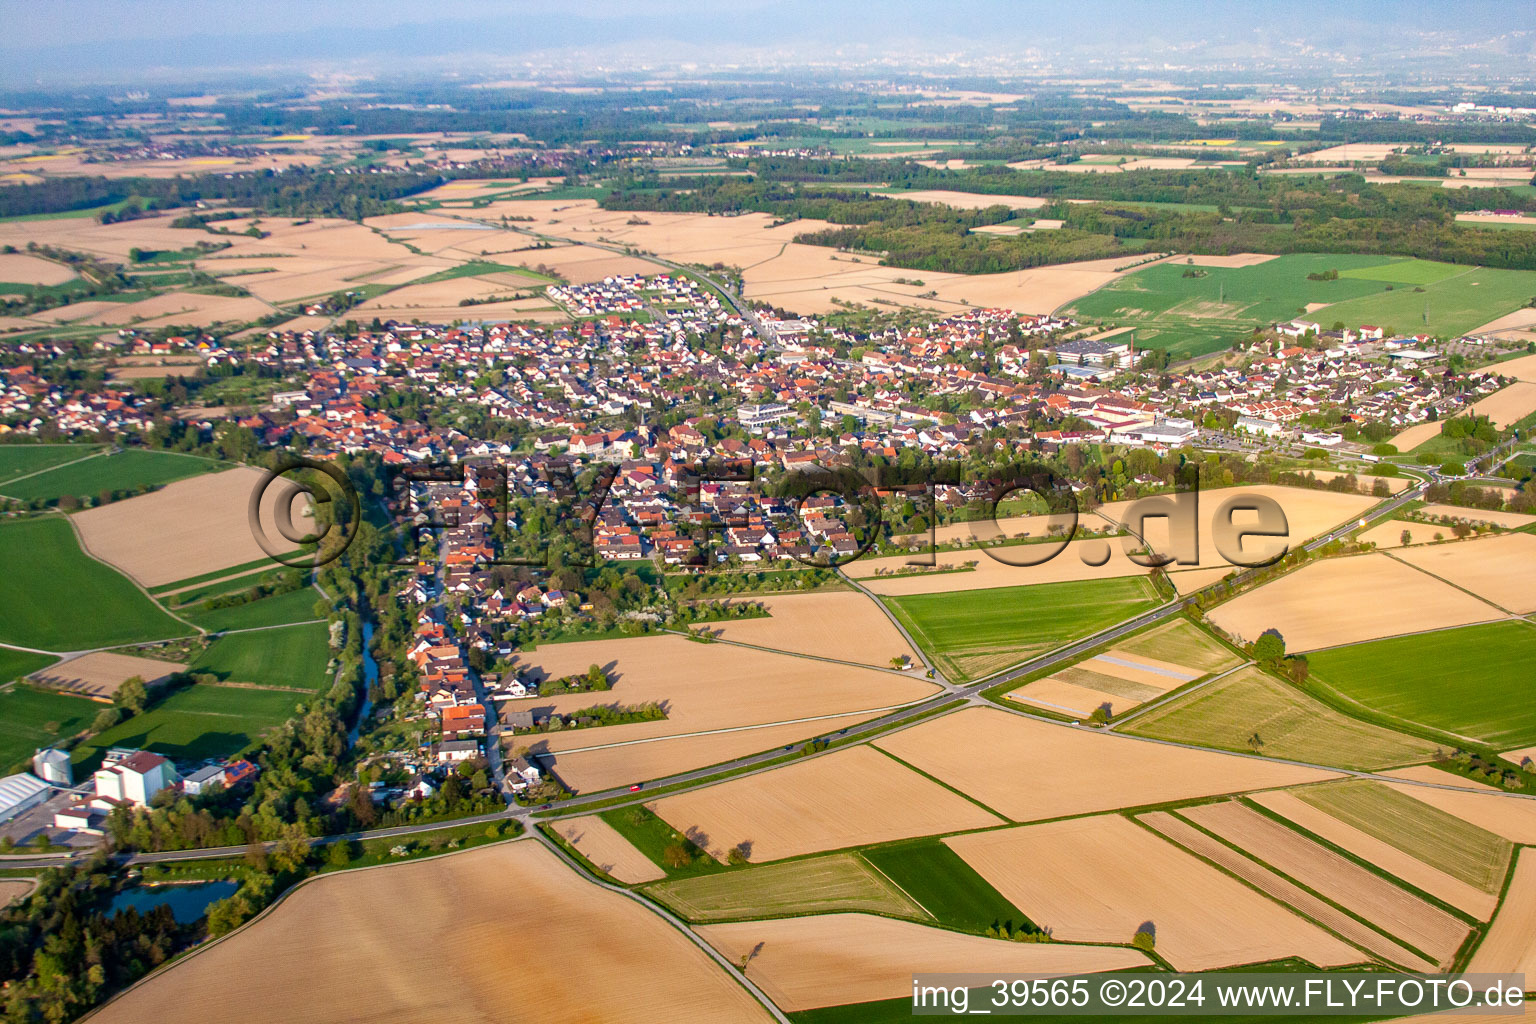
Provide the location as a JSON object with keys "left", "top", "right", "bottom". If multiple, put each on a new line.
{"left": 0, "top": 773, "right": 51, "bottom": 824}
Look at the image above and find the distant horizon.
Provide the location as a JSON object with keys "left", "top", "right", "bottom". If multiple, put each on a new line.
{"left": 0, "top": 0, "right": 1531, "bottom": 89}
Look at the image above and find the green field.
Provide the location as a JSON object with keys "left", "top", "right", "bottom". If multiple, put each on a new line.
{"left": 0, "top": 517, "right": 192, "bottom": 650}
{"left": 1114, "top": 617, "right": 1243, "bottom": 675}
{"left": 644, "top": 853, "right": 927, "bottom": 922}
{"left": 186, "top": 588, "right": 325, "bottom": 632}
{"left": 1122, "top": 666, "right": 1439, "bottom": 770}
{"left": 188, "top": 622, "right": 331, "bottom": 690}
{"left": 0, "top": 444, "right": 102, "bottom": 485}
{"left": 0, "top": 450, "right": 225, "bottom": 503}
{"left": 598, "top": 804, "right": 727, "bottom": 879}
{"left": 1306, "top": 620, "right": 1536, "bottom": 747}
{"left": 72, "top": 682, "right": 302, "bottom": 765}
{"left": 1060, "top": 254, "right": 1536, "bottom": 349}
{"left": 884, "top": 576, "right": 1162, "bottom": 681}
{"left": 151, "top": 556, "right": 285, "bottom": 595}
{"left": 164, "top": 568, "right": 278, "bottom": 607}
{"left": 0, "top": 684, "right": 97, "bottom": 770}
{"left": 861, "top": 840, "right": 1028, "bottom": 934}
{"left": 1292, "top": 780, "right": 1512, "bottom": 893}
{"left": 0, "top": 648, "right": 57, "bottom": 685}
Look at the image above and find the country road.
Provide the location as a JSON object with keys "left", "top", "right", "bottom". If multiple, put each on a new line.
{"left": 9, "top": 454, "right": 1525, "bottom": 872}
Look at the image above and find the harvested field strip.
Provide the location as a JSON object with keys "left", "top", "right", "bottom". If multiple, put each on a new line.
{"left": 1291, "top": 780, "right": 1512, "bottom": 895}
{"left": 1392, "top": 532, "right": 1536, "bottom": 615}
{"left": 694, "top": 913, "right": 1151, "bottom": 1012}
{"left": 1121, "top": 666, "right": 1440, "bottom": 770}
{"left": 164, "top": 568, "right": 275, "bottom": 605}
{"left": 1467, "top": 850, "right": 1536, "bottom": 976}
{"left": 1178, "top": 801, "right": 1469, "bottom": 967}
{"left": 1092, "top": 653, "right": 1199, "bottom": 682}
{"left": 150, "top": 555, "right": 284, "bottom": 594}
{"left": 1205, "top": 552, "right": 1505, "bottom": 653}
{"left": 1137, "top": 811, "right": 1435, "bottom": 972}
{"left": 1052, "top": 666, "right": 1165, "bottom": 701}
{"left": 1250, "top": 790, "right": 1501, "bottom": 919}
{"left": 644, "top": 853, "right": 929, "bottom": 923}
{"left": 861, "top": 840, "right": 1026, "bottom": 934}
{"left": 1005, "top": 677, "right": 1137, "bottom": 719}
{"left": 644, "top": 744, "right": 1004, "bottom": 864}
{"left": 945, "top": 815, "right": 1364, "bottom": 971}
{"left": 91, "top": 841, "right": 774, "bottom": 1024}
{"left": 874, "top": 706, "right": 1337, "bottom": 822}
{"left": 552, "top": 815, "right": 665, "bottom": 884}
{"left": 1389, "top": 783, "right": 1536, "bottom": 844}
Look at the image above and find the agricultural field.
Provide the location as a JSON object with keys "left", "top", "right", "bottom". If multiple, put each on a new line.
{"left": 703, "top": 591, "right": 917, "bottom": 667}
{"left": 1137, "top": 810, "right": 1436, "bottom": 972}
{"left": 188, "top": 622, "right": 332, "bottom": 691}
{"left": 506, "top": 634, "right": 936, "bottom": 762}
{"left": 71, "top": 466, "right": 309, "bottom": 589}
{"left": 644, "top": 853, "right": 928, "bottom": 922}
{"left": 71, "top": 681, "right": 302, "bottom": 766}
{"left": 31, "top": 651, "right": 184, "bottom": 698}
{"left": 0, "top": 684, "right": 98, "bottom": 770}
{"left": 552, "top": 815, "right": 665, "bottom": 884}
{"left": 1392, "top": 532, "right": 1536, "bottom": 615}
{"left": 1004, "top": 620, "right": 1233, "bottom": 720}
{"left": 883, "top": 576, "right": 1163, "bottom": 681}
{"left": 1114, "top": 617, "right": 1244, "bottom": 674}
{"left": 860, "top": 840, "right": 1026, "bottom": 933}
{"left": 1179, "top": 801, "right": 1470, "bottom": 967}
{"left": 1305, "top": 620, "right": 1536, "bottom": 747}
{"left": 0, "top": 517, "right": 192, "bottom": 651}
{"left": 1254, "top": 782, "right": 1510, "bottom": 916}
{"left": 873, "top": 707, "right": 1335, "bottom": 822}
{"left": 0, "top": 648, "right": 58, "bottom": 685}
{"left": 535, "top": 711, "right": 880, "bottom": 794}
{"left": 186, "top": 588, "right": 324, "bottom": 632}
{"left": 1061, "top": 254, "right": 1536, "bottom": 343}
{"left": 643, "top": 745, "right": 1003, "bottom": 863}
{"left": 694, "top": 914, "right": 1150, "bottom": 1013}
{"left": 1388, "top": 782, "right": 1536, "bottom": 844}
{"left": 945, "top": 814, "right": 1364, "bottom": 971}
{"left": 92, "top": 841, "right": 774, "bottom": 1024}
{"left": 1119, "top": 665, "right": 1440, "bottom": 770}
{"left": 1468, "top": 851, "right": 1536, "bottom": 978}
{"left": 0, "top": 444, "right": 101, "bottom": 486}
{"left": 0, "top": 449, "right": 222, "bottom": 504}
{"left": 1205, "top": 551, "right": 1504, "bottom": 652}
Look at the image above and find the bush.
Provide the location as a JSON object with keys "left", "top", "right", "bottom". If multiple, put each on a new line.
{"left": 1372, "top": 442, "right": 1398, "bottom": 456}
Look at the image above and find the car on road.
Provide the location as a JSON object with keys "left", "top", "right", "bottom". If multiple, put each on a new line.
{"left": 628, "top": 783, "right": 643, "bottom": 792}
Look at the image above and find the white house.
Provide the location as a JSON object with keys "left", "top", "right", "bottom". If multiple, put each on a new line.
{"left": 92, "top": 749, "right": 177, "bottom": 807}
{"left": 1235, "top": 416, "right": 1285, "bottom": 437}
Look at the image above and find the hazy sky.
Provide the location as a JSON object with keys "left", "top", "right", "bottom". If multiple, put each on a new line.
{"left": 0, "top": 1, "right": 1525, "bottom": 87}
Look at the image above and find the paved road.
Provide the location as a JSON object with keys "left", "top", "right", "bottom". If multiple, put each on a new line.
{"left": 9, "top": 464, "right": 1517, "bottom": 869}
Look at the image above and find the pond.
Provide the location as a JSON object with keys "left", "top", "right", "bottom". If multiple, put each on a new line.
{"left": 109, "top": 880, "right": 239, "bottom": 923}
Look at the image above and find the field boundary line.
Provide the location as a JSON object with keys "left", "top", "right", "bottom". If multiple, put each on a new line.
{"left": 71, "top": 836, "right": 534, "bottom": 1024}
{"left": 539, "top": 701, "right": 933, "bottom": 756}
{"left": 52, "top": 510, "right": 205, "bottom": 639}
{"left": 858, "top": 851, "right": 939, "bottom": 924}
{"left": 1379, "top": 548, "right": 1522, "bottom": 616}
{"left": 0, "top": 449, "right": 106, "bottom": 494}
{"left": 1106, "top": 660, "right": 1254, "bottom": 730}
{"left": 656, "top": 625, "right": 925, "bottom": 678}
{"left": 532, "top": 830, "right": 792, "bottom": 1023}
